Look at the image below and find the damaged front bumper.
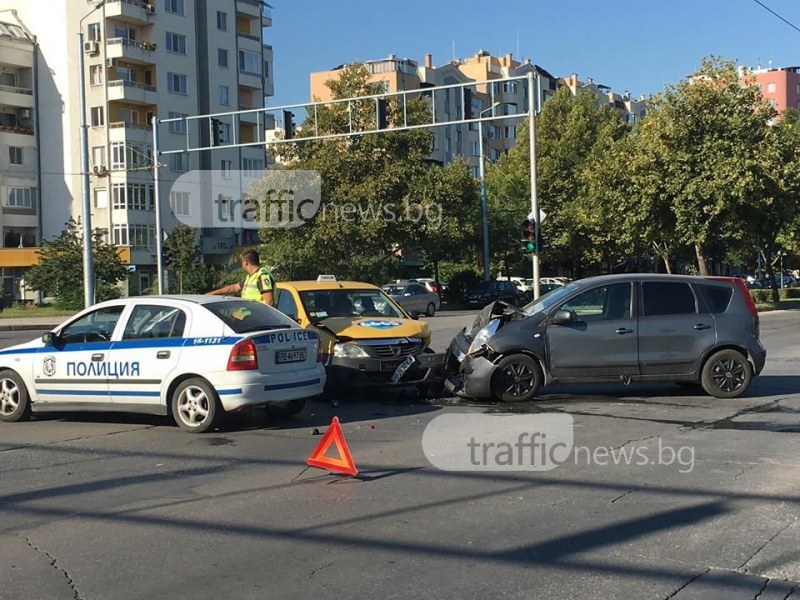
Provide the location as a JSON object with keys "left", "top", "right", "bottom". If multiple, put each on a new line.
{"left": 443, "top": 328, "right": 498, "bottom": 399}
{"left": 326, "top": 349, "right": 447, "bottom": 388}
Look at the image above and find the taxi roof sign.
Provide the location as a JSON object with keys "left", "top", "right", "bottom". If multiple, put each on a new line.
{"left": 317, "top": 275, "right": 337, "bottom": 282}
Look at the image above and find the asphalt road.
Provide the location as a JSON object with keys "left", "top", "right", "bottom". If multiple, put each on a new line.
{"left": 1, "top": 311, "right": 800, "bottom": 599}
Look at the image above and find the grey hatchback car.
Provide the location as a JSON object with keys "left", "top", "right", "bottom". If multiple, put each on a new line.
{"left": 445, "top": 274, "right": 766, "bottom": 401}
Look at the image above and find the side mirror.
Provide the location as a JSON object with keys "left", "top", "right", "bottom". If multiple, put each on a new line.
{"left": 551, "top": 309, "right": 574, "bottom": 325}
{"left": 41, "top": 332, "right": 57, "bottom": 346}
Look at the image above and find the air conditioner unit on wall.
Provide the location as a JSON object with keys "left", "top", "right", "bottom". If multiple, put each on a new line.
{"left": 84, "top": 41, "right": 99, "bottom": 55}
{"left": 146, "top": 3, "right": 155, "bottom": 14}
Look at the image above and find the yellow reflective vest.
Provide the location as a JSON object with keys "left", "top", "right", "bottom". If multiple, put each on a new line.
{"left": 241, "top": 267, "right": 275, "bottom": 303}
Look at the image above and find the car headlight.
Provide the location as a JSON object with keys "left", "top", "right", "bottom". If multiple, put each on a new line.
{"left": 467, "top": 319, "right": 500, "bottom": 355}
{"left": 333, "top": 343, "right": 369, "bottom": 358}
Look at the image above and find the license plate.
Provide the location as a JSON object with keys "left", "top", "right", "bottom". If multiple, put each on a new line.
{"left": 391, "top": 355, "right": 416, "bottom": 384}
{"left": 276, "top": 349, "right": 307, "bottom": 364}
{"left": 456, "top": 351, "right": 466, "bottom": 363}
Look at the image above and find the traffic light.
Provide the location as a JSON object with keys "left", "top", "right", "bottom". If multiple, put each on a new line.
{"left": 377, "top": 98, "right": 388, "bottom": 129}
{"left": 210, "top": 118, "right": 222, "bottom": 146}
{"left": 162, "top": 245, "right": 172, "bottom": 267}
{"left": 283, "top": 110, "right": 295, "bottom": 139}
{"left": 521, "top": 219, "right": 536, "bottom": 253}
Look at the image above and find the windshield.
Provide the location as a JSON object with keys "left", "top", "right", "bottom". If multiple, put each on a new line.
{"left": 382, "top": 285, "right": 407, "bottom": 296}
{"left": 299, "top": 288, "right": 406, "bottom": 324}
{"left": 522, "top": 282, "right": 581, "bottom": 316}
{"left": 206, "top": 300, "right": 298, "bottom": 333}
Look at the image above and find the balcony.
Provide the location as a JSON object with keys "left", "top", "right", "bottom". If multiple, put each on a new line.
{"left": 106, "top": 38, "right": 157, "bottom": 65}
{"left": 0, "top": 83, "right": 33, "bottom": 109}
{"left": 108, "top": 80, "right": 157, "bottom": 105}
{"left": 236, "top": 0, "right": 271, "bottom": 27}
{"left": 105, "top": 0, "right": 156, "bottom": 25}
{"left": 109, "top": 121, "right": 152, "bottom": 143}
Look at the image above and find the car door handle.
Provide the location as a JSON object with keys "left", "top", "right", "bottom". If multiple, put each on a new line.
{"left": 91, "top": 353, "right": 104, "bottom": 361}
{"left": 157, "top": 350, "right": 171, "bottom": 359}
{"left": 694, "top": 324, "right": 712, "bottom": 330}
{"left": 615, "top": 328, "right": 634, "bottom": 335}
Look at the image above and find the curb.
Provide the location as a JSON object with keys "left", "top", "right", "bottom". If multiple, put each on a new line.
{"left": 0, "top": 324, "right": 59, "bottom": 332}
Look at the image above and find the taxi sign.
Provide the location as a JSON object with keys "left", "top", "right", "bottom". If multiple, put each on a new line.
{"left": 317, "top": 275, "right": 337, "bottom": 282}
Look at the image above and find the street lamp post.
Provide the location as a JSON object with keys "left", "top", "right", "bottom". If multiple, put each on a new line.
{"left": 477, "top": 102, "right": 499, "bottom": 282}
{"left": 527, "top": 72, "right": 540, "bottom": 300}
{"left": 78, "top": 1, "right": 105, "bottom": 308}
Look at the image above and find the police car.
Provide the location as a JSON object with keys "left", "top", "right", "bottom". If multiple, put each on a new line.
{"left": 0, "top": 296, "right": 325, "bottom": 433}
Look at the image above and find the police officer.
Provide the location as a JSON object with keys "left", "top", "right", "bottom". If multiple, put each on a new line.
{"left": 208, "top": 250, "right": 277, "bottom": 307}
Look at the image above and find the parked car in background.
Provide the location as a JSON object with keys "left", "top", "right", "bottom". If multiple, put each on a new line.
{"left": 447, "top": 274, "right": 765, "bottom": 402}
{"left": 382, "top": 282, "right": 441, "bottom": 316}
{"left": 413, "top": 278, "right": 444, "bottom": 298}
{"left": 464, "top": 280, "right": 521, "bottom": 308}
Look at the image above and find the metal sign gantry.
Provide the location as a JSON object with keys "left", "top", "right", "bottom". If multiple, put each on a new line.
{"left": 150, "top": 72, "right": 543, "bottom": 298}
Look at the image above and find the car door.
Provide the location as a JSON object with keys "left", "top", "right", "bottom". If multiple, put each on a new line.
{"left": 105, "top": 303, "right": 188, "bottom": 410}
{"left": 637, "top": 280, "right": 716, "bottom": 376}
{"left": 546, "top": 282, "right": 638, "bottom": 379}
{"left": 32, "top": 305, "right": 126, "bottom": 407}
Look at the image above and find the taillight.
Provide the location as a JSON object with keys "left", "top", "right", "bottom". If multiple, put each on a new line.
{"left": 227, "top": 339, "right": 258, "bottom": 371}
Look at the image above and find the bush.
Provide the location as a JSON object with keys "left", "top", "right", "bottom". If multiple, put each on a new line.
{"left": 750, "top": 289, "right": 772, "bottom": 304}
{"left": 780, "top": 287, "right": 800, "bottom": 300}
{"left": 444, "top": 269, "right": 481, "bottom": 304}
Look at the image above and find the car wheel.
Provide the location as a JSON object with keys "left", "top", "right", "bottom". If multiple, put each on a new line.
{"left": 491, "top": 354, "right": 542, "bottom": 402}
{"left": 701, "top": 349, "right": 752, "bottom": 399}
{"left": 171, "top": 377, "right": 221, "bottom": 433}
{"left": 426, "top": 302, "right": 436, "bottom": 317}
{"left": 264, "top": 398, "right": 306, "bottom": 419}
{"left": 0, "top": 370, "right": 31, "bottom": 423}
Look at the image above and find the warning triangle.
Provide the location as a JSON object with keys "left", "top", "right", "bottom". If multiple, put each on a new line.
{"left": 307, "top": 416, "right": 358, "bottom": 477}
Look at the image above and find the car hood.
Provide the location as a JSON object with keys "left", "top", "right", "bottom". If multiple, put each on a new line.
{"left": 314, "top": 317, "right": 430, "bottom": 341}
{"left": 0, "top": 338, "right": 43, "bottom": 356}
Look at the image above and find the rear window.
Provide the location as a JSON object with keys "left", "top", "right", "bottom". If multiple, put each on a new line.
{"left": 642, "top": 282, "right": 696, "bottom": 316}
{"left": 699, "top": 284, "right": 733, "bottom": 314}
{"left": 205, "top": 301, "right": 297, "bottom": 333}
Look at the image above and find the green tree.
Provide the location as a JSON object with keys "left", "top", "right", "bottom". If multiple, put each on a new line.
{"left": 25, "top": 219, "right": 127, "bottom": 309}
{"left": 163, "top": 224, "right": 214, "bottom": 294}
{"left": 257, "top": 63, "right": 478, "bottom": 283}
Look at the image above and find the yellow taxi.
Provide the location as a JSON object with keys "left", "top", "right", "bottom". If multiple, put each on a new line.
{"left": 275, "top": 276, "right": 445, "bottom": 390}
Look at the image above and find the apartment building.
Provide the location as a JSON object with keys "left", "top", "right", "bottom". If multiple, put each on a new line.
{"left": 745, "top": 65, "right": 800, "bottom": 114}
{"left": 5, "top": 0, "right": 274, "bottom": 295}
{"left": 310, "top": 51, "right": 560, "bottom": 177}
{"left": 0, "top": 13, "right": 38, "bottom": 301}
{"left": 561, "top": 73, "right": 647, "bottom": 124}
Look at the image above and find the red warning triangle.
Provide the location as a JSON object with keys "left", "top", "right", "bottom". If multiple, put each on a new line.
{"left": 307, "top": 416, "right": 358, "bottom": 477}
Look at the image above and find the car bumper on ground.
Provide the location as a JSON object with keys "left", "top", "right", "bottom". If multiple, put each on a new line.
{"left": 205, "top": 366, "right": 327, "bottom": 411}
{"left": 326, "top": 350, "right": 446, "bottom": 388}
{"left": 443, "top": 330, "right": 497, "bottom": 399}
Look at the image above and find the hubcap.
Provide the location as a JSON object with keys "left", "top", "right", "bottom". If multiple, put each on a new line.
{"left": 501, "top": 363, "right": 535, "bottom": 398}
{"left": 711, "top": 358, "right": 746, "bottom": 393}
{"left": 0, "top": 378, "right": 20, "bottom": 416}
{"left": 177, "top": 386, "right": 210, "bottom": 427}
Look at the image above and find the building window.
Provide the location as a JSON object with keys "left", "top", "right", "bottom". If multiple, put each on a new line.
{"left": 216, "top": 11, "right": 227, "bottom": 31}
{"left": 166, "top": 32, "right": 187, "bottom": 54}
{"left": 110, "top": 142, "right": 151, "bottom": 170}
{"left": 89, "top": 65, "right": 103, "bottom": 86}
{"left": 242, "top": 157, "right": 263, "bottom": 177}
{"left": 469, "top": 141, "right": 479, "bottom": 156}
{"left": 9, "top": 147, "right": 22, "bottom": 166}
{"left": 113, "top": 224, "right": 154, "bottom": 250}
{"left": 91, "top": 146, "right": 106, "bottom": 168}
{"left": 164, "top": 0, "right": 184, "bottom": 15}
{"left": 769, "top": 98, "right": 777, "bottom": 108}
{"left": 170, "top": 153, "right": 188, "bottom": 172}
{"left": 111, "top": 183, "right": 154, "bottom": 211}
{"left": 505, "top": 126, "right": 517, "bottom": 139}
{"left": 90, "top": 106, "right": 104, "bottom": 126}
{"left": 114, "top": 25, "right": 136, "bottom": 41}
{"left": 167, "top": 72, "right": 188, "bottom": 95}
{"left": 503, "top": 82, "right": 518, "bottom": 94}
{"left": 6, "top": 187, "right": 33, "bottom": 209}
{"left": 218, "top": 48, "right": 228, "bottom": 68}
{"left": 168, "top": 111, "right": 187, "bottom": 134}
{"left": 87, "top": 22, "right": 101, "bottom": 41}
{"left": 170, "top": 191, "right": 190, "bottom": 216}
{"left": 116, "top": 66, "right": 137, "bottom": 83}
{"left": 221, "top": 159, "right": 232, "bottom": 179}
{"left": 219, "top": 85, "right": 230, "bottom": 106}
{"left": 767, "top": 82, "right": 776, "bottom": 93}
{"left": 503, "top": 103, "right": 517, "bottom": 115}
{"left": 238, "top": 50, "right": 261, "bottom": 75}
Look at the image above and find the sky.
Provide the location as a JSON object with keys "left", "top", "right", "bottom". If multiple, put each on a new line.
{"left": 266, "top": 0, "right": 800, "bottom": 108}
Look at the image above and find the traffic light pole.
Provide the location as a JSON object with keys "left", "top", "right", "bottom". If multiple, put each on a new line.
{"left": 478, "top": 119, "right": 490, "bottom": 282}
{"left": 528, "top": 72, "right": 541, "bottom": 300}
{"left": 152, "top": 114, "right": 164, "bottom": 295}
